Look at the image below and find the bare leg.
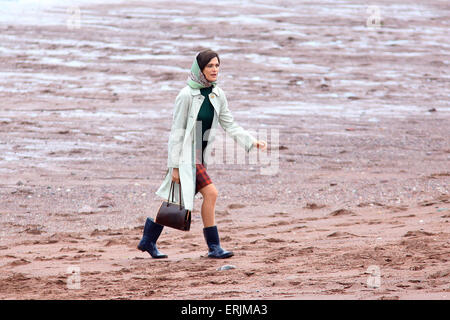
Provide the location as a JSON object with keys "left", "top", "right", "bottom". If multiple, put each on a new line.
{"left": 198, "top": 184, "right": 233, "bottom": 258}
{"left": 198, "top": 183, "right": 218, "bottom": 228}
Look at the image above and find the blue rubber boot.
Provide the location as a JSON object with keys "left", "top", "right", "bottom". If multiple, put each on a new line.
{"left": 137, "top": 218, "right": 167, "bottom": 259}
{"left": 203, "top": 225, "right": 234, "bottom": 259}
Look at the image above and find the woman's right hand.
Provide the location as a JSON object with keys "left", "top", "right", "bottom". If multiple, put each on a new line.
{"left": 172, "top": 168, "right": 180, "bottom": 183}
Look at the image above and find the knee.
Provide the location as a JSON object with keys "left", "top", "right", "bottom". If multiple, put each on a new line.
{"left": 204, "top": 185, "right": 218, "bottom": 201}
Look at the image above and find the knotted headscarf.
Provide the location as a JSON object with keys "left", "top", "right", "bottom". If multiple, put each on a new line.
{"left": 187, "top": 50, "right": 219, "bottom": 89}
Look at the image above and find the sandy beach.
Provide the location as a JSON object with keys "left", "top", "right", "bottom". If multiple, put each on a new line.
{"left": 0, "top": 0, "right": 449, "bottom": 299}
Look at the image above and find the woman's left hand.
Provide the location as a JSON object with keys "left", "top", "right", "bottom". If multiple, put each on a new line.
{"left": 253, "top": 140, "right": 267, "bottom": 151}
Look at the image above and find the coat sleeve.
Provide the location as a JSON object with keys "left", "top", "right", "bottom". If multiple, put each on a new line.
{"left": 167, "top": 90, "right": 190, "bottom": 168}
{"left": 218, "top": 91, "right": 257, "bottom": 153}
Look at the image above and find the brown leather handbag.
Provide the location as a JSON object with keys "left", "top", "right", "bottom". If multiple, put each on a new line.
{"left": 155, "top": 181, "right": 191, "bottom": 231}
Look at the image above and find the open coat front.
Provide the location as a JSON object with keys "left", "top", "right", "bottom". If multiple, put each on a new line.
{"left": 155, "top": 85, "right": 257, "bottom": 212}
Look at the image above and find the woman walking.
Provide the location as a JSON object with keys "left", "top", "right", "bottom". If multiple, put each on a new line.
{"left": 138, "top": 49, "right": 267, "bottom": 259}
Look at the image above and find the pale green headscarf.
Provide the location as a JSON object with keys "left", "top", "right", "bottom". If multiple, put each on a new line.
{"left": 187, "top": 53, "right": 216, "bottom": 89}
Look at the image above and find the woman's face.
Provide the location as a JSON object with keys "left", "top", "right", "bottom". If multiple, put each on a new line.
{"left": 202, "top": 57, "right": 220, "bottom": 82}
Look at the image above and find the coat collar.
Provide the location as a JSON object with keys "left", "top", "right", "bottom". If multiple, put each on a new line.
{"left": 189, "top": 85, "right": 220, "bottom": 97}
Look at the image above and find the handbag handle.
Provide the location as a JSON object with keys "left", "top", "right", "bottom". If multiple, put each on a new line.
{"left": 168, "top": 180, "right": 182, "bottom": 210}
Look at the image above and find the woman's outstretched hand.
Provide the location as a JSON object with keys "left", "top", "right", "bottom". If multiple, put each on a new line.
{"left": 253, "top": 140, "right": 267, "bottom": 151}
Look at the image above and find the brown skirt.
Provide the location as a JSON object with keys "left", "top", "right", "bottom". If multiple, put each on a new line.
{"left": 195, "top": 163, "right": 212, "bottom": 194}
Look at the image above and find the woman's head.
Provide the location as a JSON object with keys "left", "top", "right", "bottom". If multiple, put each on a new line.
{"left": 196, "top": 49, "right": 220, "bottom": 83}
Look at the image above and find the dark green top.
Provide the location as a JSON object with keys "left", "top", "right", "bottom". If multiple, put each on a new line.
{"left": 197, "top": 86, "right": 214, "bottom": 164}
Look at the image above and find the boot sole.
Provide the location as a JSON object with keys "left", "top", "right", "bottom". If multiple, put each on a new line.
{"left": 208, "top": 252, "right": 234, "bottom": 259}
{"left": 137, "top": 245, "right": 168, "bottom": 259}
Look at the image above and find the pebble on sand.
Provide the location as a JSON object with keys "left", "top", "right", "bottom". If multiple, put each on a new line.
{"left": 217, "top": 265, "right": 237, "bottom": 271}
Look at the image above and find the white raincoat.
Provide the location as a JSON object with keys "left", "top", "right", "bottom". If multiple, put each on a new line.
{"left": 155, "top": 84, "right": 257, "bottom": 212}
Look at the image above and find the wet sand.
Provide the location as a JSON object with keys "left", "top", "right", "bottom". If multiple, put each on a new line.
{"left": 0, "top": 0, "right": 449, "bottom": 299}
